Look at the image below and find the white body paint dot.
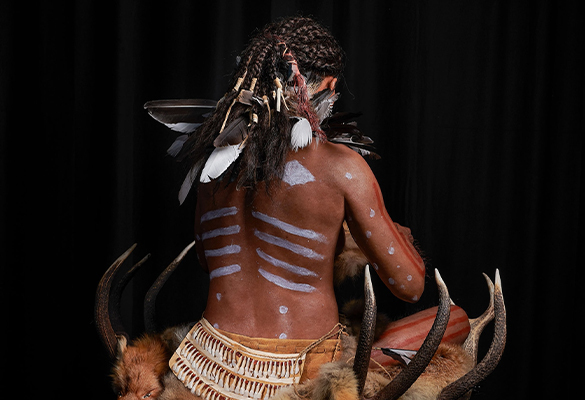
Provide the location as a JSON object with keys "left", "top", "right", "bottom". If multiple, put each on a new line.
{"left": 213, "top": 323, "right": 220, "bottom": 329}
{"left": 366, "top": 231, "right": 372, "bottom": 238}
{"left": 279, "top": 306, "right": 289, "bottom": 314}
{"left": 345, "top": 172, "right": 353, "bottom": 180}
{"left": 216, "top": 293, "right": 222, "bottom": 301}
{"left": 373, "top": 263, "right": 379, "bottom": 270}
{"left": 388, "top": 277, "right": 395, "bottom": 285}
{"left": 279, "top": 333, "right": 288, "bottom": 339}
{"left": 370, "top": 209, "right": 376, "bottom": 218}
{"left": 396, "top": 265, "right": 401, "bottom": 269}
{"left": 388, "top": 247, "right": 395, "bottom": 255}
{"left": 412, "top": 295, "right": 418, "bottom": 301}
{"left": 407, "top": 275, "right": 413, "bottom": 281}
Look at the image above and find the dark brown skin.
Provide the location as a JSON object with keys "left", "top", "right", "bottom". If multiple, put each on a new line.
{"left": 194, "top": 140, "right": 425, "bottom": 341}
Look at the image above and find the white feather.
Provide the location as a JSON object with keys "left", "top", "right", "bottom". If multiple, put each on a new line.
{"left": 199, "top": 144, "right": 243, "bottom": 184}
{"left": 164, "top": 122, "right": 202, "bottom": 133}
{"left": 167, "top": 134, "right": 188, "bottom": 157}
{"left": 290, "top": 117, "right": 313, "bottom": 151}
{"left": 178, "top": 158, "right": 205, "bottom": 204}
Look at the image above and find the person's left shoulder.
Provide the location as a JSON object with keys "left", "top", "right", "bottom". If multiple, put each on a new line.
{"left": 323, "top": 140, "right": 375, "bottom": 179}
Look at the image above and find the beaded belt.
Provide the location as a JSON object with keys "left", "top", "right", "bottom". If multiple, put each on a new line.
{"left": 170, "top": 319, "right": 306, "bottom": 400}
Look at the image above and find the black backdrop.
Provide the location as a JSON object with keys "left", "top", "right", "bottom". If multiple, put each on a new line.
{"left": 1, "top": 1, "right": 583, "bottom": 398}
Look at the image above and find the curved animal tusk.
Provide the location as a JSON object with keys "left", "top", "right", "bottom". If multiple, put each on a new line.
{"left": 352, "top": 265, "right": 377, "bottom": 396}
{"left": 372, "top": 269, "right": 451, "bottom": 400}
{"left": 437, "top": 269, "right": 506, "bottom": 400}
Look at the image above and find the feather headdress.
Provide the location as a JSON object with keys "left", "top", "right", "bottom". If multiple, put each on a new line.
{"left": 144, "top": 96, "right": 379, "bottom": 203}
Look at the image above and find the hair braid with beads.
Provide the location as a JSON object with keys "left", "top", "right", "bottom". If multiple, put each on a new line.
{"left": 179, "top": 16, "right": 345, "bottom": 190}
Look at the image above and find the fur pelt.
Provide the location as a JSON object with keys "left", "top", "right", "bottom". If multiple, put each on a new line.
{"left": 363, "top": 343, "right": 474, "bottom": 400}
{"left": 341, "top": 298, "right": 391, "bottom": 341}
{"left": 158, "top": 371, "right": 195, "bottom": 400}
{"left": 110, "top": 324, "right": 192, "bottom": 400}
{"left": 271, "top": 335, "right": 358, "bottom": 400}
{"left": 111, "top": 334, "right": 170, "bottom": 399}
{"left": 271, "top": 362, "right": 359, "bottom": 400}
{"left": 271, "top": 336, "right": 474, "bottom": 400}
{"left": 334, "top": 222, "right": 368, "bottom": 284}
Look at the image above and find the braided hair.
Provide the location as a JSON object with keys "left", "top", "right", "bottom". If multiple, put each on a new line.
{"left": 179, "top": 16, "right": 345, "bottom": 190}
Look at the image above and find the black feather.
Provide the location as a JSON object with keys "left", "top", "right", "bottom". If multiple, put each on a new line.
{"left": 321, "top": 112, "right": 381, "bottom": 159}
{"left": 144, "top": 99, "right": 217, "bottom": 133}
{"left": 213, "top": 117, "right": 248, "bottom": 147}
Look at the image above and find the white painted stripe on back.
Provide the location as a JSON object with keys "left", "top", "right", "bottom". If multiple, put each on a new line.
{"left": 201, "top": 225, "right": 241, "bottom": 240}
{"left": 204, "top": 244, "right": 241, "bottom": 258}
{"left": 256, "top": 248, "right": 318, "bottom": 277}
{"left": 251, "top": 211, "right": 327, "bottom": 243}
{"left": 209, "top": 264, "right": 241, "bottom": 280}
{"left": 254, "top": 230, "right": 324, "bottom": 260}
{"left": 258, "top": 268, "right": 316, "bottom": 293}
{"left": 200, "top": 206, "right": 238, "bottom": 223}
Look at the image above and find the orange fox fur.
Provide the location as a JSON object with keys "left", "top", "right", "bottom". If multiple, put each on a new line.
{"left": 110, "top": 326, "right": 189, "bottom": 400}
{"left": 111, "top": 334, "right": 170, "bottom": 400}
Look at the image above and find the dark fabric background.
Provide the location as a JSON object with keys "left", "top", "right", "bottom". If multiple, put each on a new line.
{"left": 1, "top": 1, "right": 583, "bottom": 398}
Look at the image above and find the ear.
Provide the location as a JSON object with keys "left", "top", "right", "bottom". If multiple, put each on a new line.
{"left": 327, "top": 77, "right": 338, "bottom": 91}
{"left": 316, "top": 76, "right": 338, "bottom": 92}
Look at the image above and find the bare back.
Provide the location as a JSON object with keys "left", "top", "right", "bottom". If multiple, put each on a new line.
{"left": 194, "top": 140, "right": 425, "bottom": 340}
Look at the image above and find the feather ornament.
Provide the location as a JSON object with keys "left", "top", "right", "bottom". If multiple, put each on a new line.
{"left": 167, "top": 134, "right": 188, "bottom": 157}
{"left": 312, "top": 89, "right": 339, "bottom": 123}
{"left": 379, "top": 348, "right": 417, "bottom": 366}
{"left": 178, "top": 158, "right": 205, "bottom": 204}
{"left": 143, "top": 99, "right": 216, "bottom": 133}
{"left": 290, "top": 117, "right": 313, "bottom": 151}
{"left": 348, "top": 146, "right": 380, "bottom": 160}
{"left": 321, "top": 112, "right": 381, "bottom": 159}
{"left": 213, "top": 117, "right": 248, "bottom": 147}
{"left": 199, "top": 144, "right": 244, "bottom": 183}
{"left": 163, "top": 122, "right": 202, "bottom": 133}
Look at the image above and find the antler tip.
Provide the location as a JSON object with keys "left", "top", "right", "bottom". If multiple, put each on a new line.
{"left": 434, "top": 268, "right": 445, "bottom": 285}
{"left": 363, "top": 264, "right": 375, "bottom": 301}
{"left": 116, "top": 243, "right": 138, "bottom": 263}
{"left": 177, "top": 240, "right": 196, "bottom": 260}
